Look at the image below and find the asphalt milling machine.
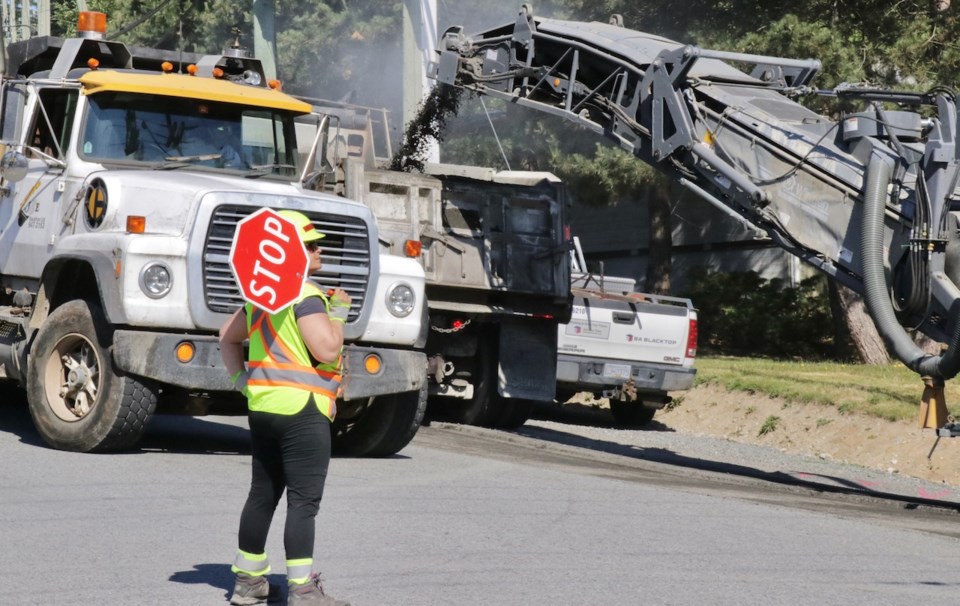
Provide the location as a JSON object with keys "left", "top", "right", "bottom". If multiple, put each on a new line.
{"left": 430, "top": 6, "right": 960, "bottom": 436}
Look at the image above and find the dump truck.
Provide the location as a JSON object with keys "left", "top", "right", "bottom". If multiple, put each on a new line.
{"left": 0, "top": 12, "right": 427, "bottom": 455}
{"left": 296, "top": 100, "right": 572, "bottom": 429}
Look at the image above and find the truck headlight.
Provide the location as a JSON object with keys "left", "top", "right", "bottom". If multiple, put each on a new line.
{"left": 386, "top": 282, "right": 415, "bottom": 317}
{"left": 139, "top": 262, "right": 173, "bottom": 299}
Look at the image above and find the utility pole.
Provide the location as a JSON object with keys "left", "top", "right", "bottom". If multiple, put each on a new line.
{"left": 20, "top": 0, "right": 29, "bottom": 39}
{"left": 402, "top": 0, "right": 438, "bottom": 162}
{"left": 251, "top": 0, "right": 278, "bottom": 80}
{"left": 38, "top": 0, "right": 50, "bottom": 36}
{"left": 0, "top": 4, "right": 5, "bottom": 74}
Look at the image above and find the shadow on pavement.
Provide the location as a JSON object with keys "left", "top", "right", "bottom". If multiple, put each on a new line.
{"left": 525, "top": 399, "right": 960, "bottom": 507}
{"left": 168, "top": 563, "right": 287, "bottom": 602}
{"left": 3, "top": 384, "right": 413, "bottom": 460}
{"left": 0, "top": 382, "right": 47, "bottom": 448}
{"left": 513, "top": 422, "right": 960, "bottom": 510}
{"left": 531, "top": 400, "right": 675, "bottom": 432}
{"left": 0, "top": 378, "right": 252, "bottom": 455}
{"left": 138, "top": 414, "right": 252, "bottom": 455}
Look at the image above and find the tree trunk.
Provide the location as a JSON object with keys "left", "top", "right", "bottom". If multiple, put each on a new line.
{"left": 645, "top": 184, "right": 673, "bottom": 294}
{"left": 827, "top": 282, "right": 890, "bottom": 364}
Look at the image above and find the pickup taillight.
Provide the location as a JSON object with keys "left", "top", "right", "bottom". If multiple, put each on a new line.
{"left": 686, "top": 317, "right": 698, "bottom": 358}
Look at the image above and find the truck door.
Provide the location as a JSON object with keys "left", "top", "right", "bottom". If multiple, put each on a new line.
{"left": 0, "top": 87, "right": 76, "bottom": 279}
{"left": 0, "top": 81, "right": 26, "bottom": 273}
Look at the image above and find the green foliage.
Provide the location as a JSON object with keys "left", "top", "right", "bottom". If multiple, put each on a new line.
{"left": 679, "top": 267, "right": 835, "bottom": 359}
{"left": 731, "top": 15, "right": 865, "bottom": 88}
{"left": 758, "top": 415, "right": 781, "bottom": 435}
{"left": 52, "top": 0, "right": 206, "bottom": 49}
{"left": 550, "top": 144, "right": 663, "bottom": 207}
{"left": 573, "top": 0, "right": 960, "bottom": 95}
{"left": 697, "top": 356, "right": 958, "bottom": 422}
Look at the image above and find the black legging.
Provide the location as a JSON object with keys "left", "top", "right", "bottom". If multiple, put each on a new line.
{"left": 238, "top": 399, "right": 331, "bottom": 560}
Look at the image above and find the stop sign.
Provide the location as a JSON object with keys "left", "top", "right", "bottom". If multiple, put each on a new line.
{"left": 229, "top": 208, "right": 309, "bottom": 314}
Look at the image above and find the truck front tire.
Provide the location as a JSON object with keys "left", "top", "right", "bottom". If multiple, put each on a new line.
{"left": 332, "top": 380, "right": 427, "bottom": 457}
{"left": 26, "top": 299, "right": 157, "bottom": 452}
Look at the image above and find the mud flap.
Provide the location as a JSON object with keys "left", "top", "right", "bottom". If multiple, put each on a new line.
{"left": 498, "top": 318, "right": 556, "bottom": 401}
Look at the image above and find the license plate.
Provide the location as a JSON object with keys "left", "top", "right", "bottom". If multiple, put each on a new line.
{"left": 603, "top": 363, "right": 632, "bottom": 379}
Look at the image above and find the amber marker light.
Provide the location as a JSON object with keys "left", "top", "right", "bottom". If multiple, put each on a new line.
{"left": 175, "top": 341, "right": 196, "bottom": 363}
{"left": 553, "top": 78, "right": 561, "bottom": 87}
{"left": 126, "top": 216, "right": 146, "bottom": 233}
{"left": 403, "top": 239, "right": 422, "bottom": 257}
{"left": 186, "top": 64, "right": 198, "bottom": 75}
{"left": 212, "top": 67, "right": 224, "bottom": 78}
{"left": 363, "top": 354, "right": 382, "bottom": 375}
{"left": 161, "top": 61, "right": 174, "bottom": 73}
{"left": 77, "top": 11, "right": 107, "bottom": 35}
{"left": 87, "top": 58, "right": 100, "bottom": 69}
{"left": 267, "top": 79, "right": 282, "bottom": 91}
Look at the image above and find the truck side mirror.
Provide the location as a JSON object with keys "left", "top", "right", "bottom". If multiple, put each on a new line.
{"left": 0, "top": 150, "right": 28, "bottom": 183}
{"left": 300, "top": 113, "right": 339, "bottom": 191}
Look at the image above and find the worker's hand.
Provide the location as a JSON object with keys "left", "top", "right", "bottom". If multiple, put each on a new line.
{"left": 328, "top": 288, "right": 352, "bottom": 308}
{"left": 327, "top": 288, "right": 351, "bottom": 324}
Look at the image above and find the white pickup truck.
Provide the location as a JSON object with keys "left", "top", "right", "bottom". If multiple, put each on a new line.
{"left": 556, "top": 244, "right": 697, "bottom": 426}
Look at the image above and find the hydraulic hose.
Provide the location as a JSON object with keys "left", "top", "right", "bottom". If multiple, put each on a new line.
{"left": 861, "top": 154, "right": 960, "bottom": 379}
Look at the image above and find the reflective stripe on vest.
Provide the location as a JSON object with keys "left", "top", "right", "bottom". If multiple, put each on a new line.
{"left": 244, "top": 283, "right": 342, "bottom": 418}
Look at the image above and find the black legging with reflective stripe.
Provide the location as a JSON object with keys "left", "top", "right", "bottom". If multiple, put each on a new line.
{"left": 238, "top": 398, "right": 331, "bottom": 560}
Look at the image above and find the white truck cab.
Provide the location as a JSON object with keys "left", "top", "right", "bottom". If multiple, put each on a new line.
{"left": 0, "top": 13, "right": 427, "bottom": 455}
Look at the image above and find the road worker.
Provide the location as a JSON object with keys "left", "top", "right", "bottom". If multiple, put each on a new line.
{"left": 219, "top": 209, "right": 352, "bottom": 606}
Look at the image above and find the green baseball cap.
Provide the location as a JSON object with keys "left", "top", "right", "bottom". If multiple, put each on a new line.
{"left": 278, "top": 210, "right": 325, "bottom": 243}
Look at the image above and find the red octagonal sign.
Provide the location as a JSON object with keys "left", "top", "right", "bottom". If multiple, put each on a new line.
{"left": 229, "top": 208, "right": 309, "bottom": 314}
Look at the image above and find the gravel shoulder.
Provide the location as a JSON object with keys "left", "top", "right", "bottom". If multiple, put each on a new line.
{"left": 522, "top": 383, "right": 960, "bottom": 504}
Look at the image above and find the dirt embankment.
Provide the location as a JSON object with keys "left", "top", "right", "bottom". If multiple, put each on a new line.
{"left": 655, "top": 383, "right": 960, "bottom": 486}
{"left": 564, "top": 383, "right": 960, "bottom": 486}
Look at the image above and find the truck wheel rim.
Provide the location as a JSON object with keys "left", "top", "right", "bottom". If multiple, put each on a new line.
{"left": 43, "top": 333, "right": 101, "bottom": 422}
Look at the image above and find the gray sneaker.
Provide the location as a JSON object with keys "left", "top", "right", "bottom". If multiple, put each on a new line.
{"left": 287, "top": 574, "right": 350, "bottom": 606}
{"left": 230, "top": 573, "right": 281, "bottom": 605}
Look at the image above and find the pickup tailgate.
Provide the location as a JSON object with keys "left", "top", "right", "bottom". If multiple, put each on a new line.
{"left": 559, "top": 292, "right": 692, "bottom": 367}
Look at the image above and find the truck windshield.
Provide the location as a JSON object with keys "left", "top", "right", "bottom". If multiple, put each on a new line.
{"left": 79, "top": 92, "right": 300, "bottom": 176}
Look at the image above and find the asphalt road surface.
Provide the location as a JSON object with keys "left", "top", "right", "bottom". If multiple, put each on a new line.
{"left": 3, "top": 391, "right": 960, "bottom": 605}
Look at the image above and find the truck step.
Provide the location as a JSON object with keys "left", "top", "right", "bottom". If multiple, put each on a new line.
{"left": 0, "top": 307, "right": 28, "bottom": 341}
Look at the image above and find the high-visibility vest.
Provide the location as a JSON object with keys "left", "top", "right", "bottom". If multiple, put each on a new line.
{"left": 244, "top": 282, "right": 342, "bottom": 419}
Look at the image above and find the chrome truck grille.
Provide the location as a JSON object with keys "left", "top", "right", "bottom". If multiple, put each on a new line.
{"left": 202, "top": 205, "right": 371, "bottom": 322}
